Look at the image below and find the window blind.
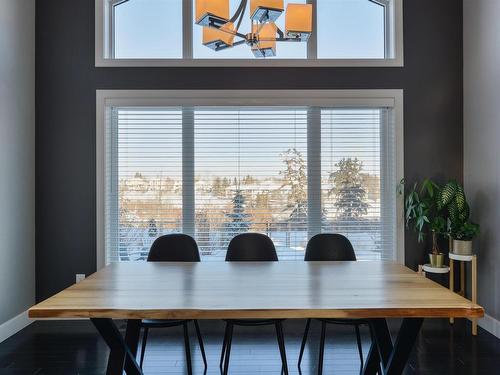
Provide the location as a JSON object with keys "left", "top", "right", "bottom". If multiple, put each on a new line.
{"left": 106, "top": 108, "right": 183, "bottom": 263}
{"left": 320, "top": 109, "right": 396, "bottom": 261}
{"left": 194, "top": 108, "right": 308, "bottom": 260}
{"left": 106, "top": 106, "right": 396, "bottom": 263}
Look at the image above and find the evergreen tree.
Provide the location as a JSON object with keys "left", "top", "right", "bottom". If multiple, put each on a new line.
{"left": 196, "top": 211, "right": 211, "bottom": 254}
{"left": 280, "top": 148, "right": 307, "bottom": 223}
{"left": 148, "top": 218, "right": 158, "bottom": 237}
{"left": 329, "top": 158, "right": 369, "bottom": 219}
{"left": 223, "top": 189, "right": 251, "bottom": 243}
{"left": 212, "top": 177, "right": 223, "bottom": 197}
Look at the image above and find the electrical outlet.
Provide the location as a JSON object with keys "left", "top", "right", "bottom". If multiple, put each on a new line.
{"left": 76, "top": 274, "right": 86, "bottom": 283}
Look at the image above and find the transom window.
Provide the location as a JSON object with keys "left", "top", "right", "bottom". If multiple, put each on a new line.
{"left": 96, "top": 0, "right": 403, "bottom": 66}
{"left": 97, "top": 90, "right": 404, "bottom": 266}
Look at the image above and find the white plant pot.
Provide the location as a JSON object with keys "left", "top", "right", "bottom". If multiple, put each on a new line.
{"left": 453, "top": 239, "right": 473, "bottom": 255}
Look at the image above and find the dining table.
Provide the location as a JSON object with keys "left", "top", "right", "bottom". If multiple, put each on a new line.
{"left": 29, "top": 261, "right": 484, "bottom": 375}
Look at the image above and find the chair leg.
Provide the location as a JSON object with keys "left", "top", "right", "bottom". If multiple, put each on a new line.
{"left": 318, "top": 321, "right": 327, "bottom": 375}
{"left": 220, "top": 322, "right": 229, "bottom": 372}
{"left": 355, "top": 325, "right": 364, "bottom": 374}
{"left": 275, "top": 321, "right": 289, "bottom": 375}
{"left": 183, "top": 322, "right": 193, "bottom": 375}
{"left": 139, "top": 327, "right": 148, "bottom": 369}
{"left": 298, "top": 318, "right": 311, "bottom": 369}
{"left": 223, "top": 323, "right": 234, "bottom": 375}
{"left": 194, "top": 320, "right": 208, "bottom": 371}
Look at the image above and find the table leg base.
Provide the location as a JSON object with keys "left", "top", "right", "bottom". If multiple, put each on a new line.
{"left": 91, "top": 318, "right": 143, "bottom": 375}
{"left": 362, "top": 318, "right": 424, "bottom": 375}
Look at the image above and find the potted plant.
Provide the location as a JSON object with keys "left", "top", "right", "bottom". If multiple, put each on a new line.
{"left": 402, "top": 179, "right": 447, "bottom": 267}
{"left": 452, "top": 222, "right": 480, "bottom": 255}
{"left": 438, "top": 180, "right": 480, "bottom": 256}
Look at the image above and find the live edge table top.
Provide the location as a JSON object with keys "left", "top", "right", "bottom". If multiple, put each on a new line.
{"left": 29, "top": 261, "right": 484, "bottom": 320}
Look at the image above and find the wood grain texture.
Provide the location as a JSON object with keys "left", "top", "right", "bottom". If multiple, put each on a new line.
{"left": 29, "top": 262, "right": 484, "bottom": 320}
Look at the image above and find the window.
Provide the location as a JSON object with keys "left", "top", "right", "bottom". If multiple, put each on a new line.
{"left": 321, "top": 109, "right": 396, "bottom": 260}
{"left": 113, "top": 0, "right": 182, "bottom": 58}
{"left": 317, "top": 0, "right": 386, "bottom": 59}
{"left": 97, "top": 90, "right": 404, "bottom": 266}
{"left": 194, "top": 108, "right": 308, "bottom": 259}
{"left": 95, "top": 0, "right": 403, "bottom": 66}
{"left": 110, "top": 108, "right": 183, "bottom": 261}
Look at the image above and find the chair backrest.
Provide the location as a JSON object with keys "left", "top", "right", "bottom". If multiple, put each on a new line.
{"left": 304, "top": 233, "right": 356, "bottom": 261}
{"left": 147, "top": 233, "right": 201, "bottom": 262}
{"left": 225, "top": 233, "right": 278, "bottom": 261}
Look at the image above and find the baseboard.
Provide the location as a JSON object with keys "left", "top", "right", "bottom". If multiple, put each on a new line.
{"left": 478, "top": 314, "right": 500, "bottom": 338}
{"left": 0, "top": 310, "right": 33, "bottom": 343}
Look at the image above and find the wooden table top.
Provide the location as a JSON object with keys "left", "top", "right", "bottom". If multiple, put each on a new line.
{"left": 29, "top": 261, "right": 484, "bottom": 320}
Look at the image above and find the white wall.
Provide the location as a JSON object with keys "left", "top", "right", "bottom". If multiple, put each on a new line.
{"left": 464, "top": 0, "right": 500, "bottom": 329}
{"left": 0, "top": 0, "right": 36, "bottom": 328}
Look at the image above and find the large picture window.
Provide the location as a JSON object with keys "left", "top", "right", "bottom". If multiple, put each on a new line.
{"left": 96, "top": 0, "right": 403, "bottom": 66}
{"left": 98, "top": 90, "right": 404, "bottom": 266}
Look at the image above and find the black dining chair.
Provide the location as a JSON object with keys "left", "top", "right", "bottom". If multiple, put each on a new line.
{"left": 298, "top": 233, "right": 368, "bottom": 375}
{"left": 220, "top": 233, "right": 289, "bottom": 375}
{"left": 139, "top": 234, "right": 207, "bottom": 374}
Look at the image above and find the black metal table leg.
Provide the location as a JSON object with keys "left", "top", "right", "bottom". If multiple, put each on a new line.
{"left": 124, "top": 320, "right": 142, "bottom": 374}
{"left": 384, "top": 318, "right": 424, "bottom": 375}
{"left": 370, "top": 319, "right": 394, "bottom": 368}
{"left": 361, "top": 330, "right": 382, "bottom": 375}
{"left": 362, "top": 318, "right": 424, "bottom": 375}
{"left": 91, "top": 318, "right": 143, "bottom": 375}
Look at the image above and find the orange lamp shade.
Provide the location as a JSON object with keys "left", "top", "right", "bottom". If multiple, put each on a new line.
{"left": 250, "top": 0, "right": 284, "bottom": 22}
{"left": 203, "top": 22, "right": 236, "bottom": 50}
{"left": 252, "top": 22, "right": 277, "bottom": 57}
{"left": 285, "top": 3, "right": 313, "bottom": 41}
{"left": 195, "top": 0, "right": 230, "bottom": 26}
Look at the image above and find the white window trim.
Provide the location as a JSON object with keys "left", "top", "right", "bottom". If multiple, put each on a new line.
{"left": 96, "top": 89, "right": 404, "bottom": 269}
{"left": 95, "top": 0, "right": 404, "bottom": 67}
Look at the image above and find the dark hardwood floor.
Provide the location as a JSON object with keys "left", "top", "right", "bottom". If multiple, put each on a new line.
{"left": 0, "top": 318, "right": 497, "bottom": 374}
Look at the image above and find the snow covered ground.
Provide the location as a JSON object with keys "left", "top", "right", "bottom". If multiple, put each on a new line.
{"left": 117, "top": 225, "right": 384, "bottom": 262}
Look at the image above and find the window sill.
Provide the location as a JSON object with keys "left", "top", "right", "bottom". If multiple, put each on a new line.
{"left": 95, "top": 57, "right": 404, "bottom": 68}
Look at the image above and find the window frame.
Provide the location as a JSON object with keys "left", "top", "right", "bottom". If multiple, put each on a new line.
{"left": 96, "top": 89, "right": 405, "bottom": 269}
{"left": 95, "top": 0, "right": 404, "bottom": 67}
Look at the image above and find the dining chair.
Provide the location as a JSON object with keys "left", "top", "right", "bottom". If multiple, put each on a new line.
{"left": 298, "top": 233, "right": 368, "bottom": 375}
{"left": 139, "top": 233, "right": 207, "bottom": 374}
{"left": 220, "top": 233, "right": 289, "bottom": 375}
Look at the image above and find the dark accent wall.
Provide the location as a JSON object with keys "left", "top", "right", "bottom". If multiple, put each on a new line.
{"left": 35, "top": 0, "right": 463, "bottom": 301}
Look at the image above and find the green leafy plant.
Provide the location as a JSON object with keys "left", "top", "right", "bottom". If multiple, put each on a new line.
{"left": 402, "top": 179, "right": 447, "bottom": 251}
{"left": 401, "top": 178, "right": 480, "bottom": 254}
{"left": 437, "top": 180, "right": 479, "bottom": 240}
{"left": 437, "top": 180, "right": 469, "bottom": 226}
{"left": 453, "top": 222, "right": 480, "bottom": 241}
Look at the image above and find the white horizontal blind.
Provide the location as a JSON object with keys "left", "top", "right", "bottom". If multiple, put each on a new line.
{"left": 320, "top": 108, "right": 395, "bottom": 260}
{"left": 106, "top": 105, "right": 396, "bottom": 263}
{"left": 194, "top": 108, "right": 308, "bottom": 260}
{"left": 106, "top": 108, "right": 183, "bottom": 263}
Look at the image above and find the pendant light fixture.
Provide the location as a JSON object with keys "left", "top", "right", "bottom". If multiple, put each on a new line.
{"left": 251, "top": 22, "right": 277, "bottom": 57}
{"left": 285, "top": 3, "right": 313, "bottom": 41}
{"left": 203, "top": 22, "right": 236, "bottom": 50}
{"left": 195, "top": 0, "right": 230, "bottom": 26}
{"left": 250, "top": 0, "right": 284, "bottom": 22}
{"left": 195, "top": 0, "right": 313, "bottom": 58}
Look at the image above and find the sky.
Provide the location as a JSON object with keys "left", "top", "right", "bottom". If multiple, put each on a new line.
{"left": 113, "top": 0, "right": 385, "bottom": 59}
{"left": 117, "top": 108, "right": 382, "bottom": 179}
